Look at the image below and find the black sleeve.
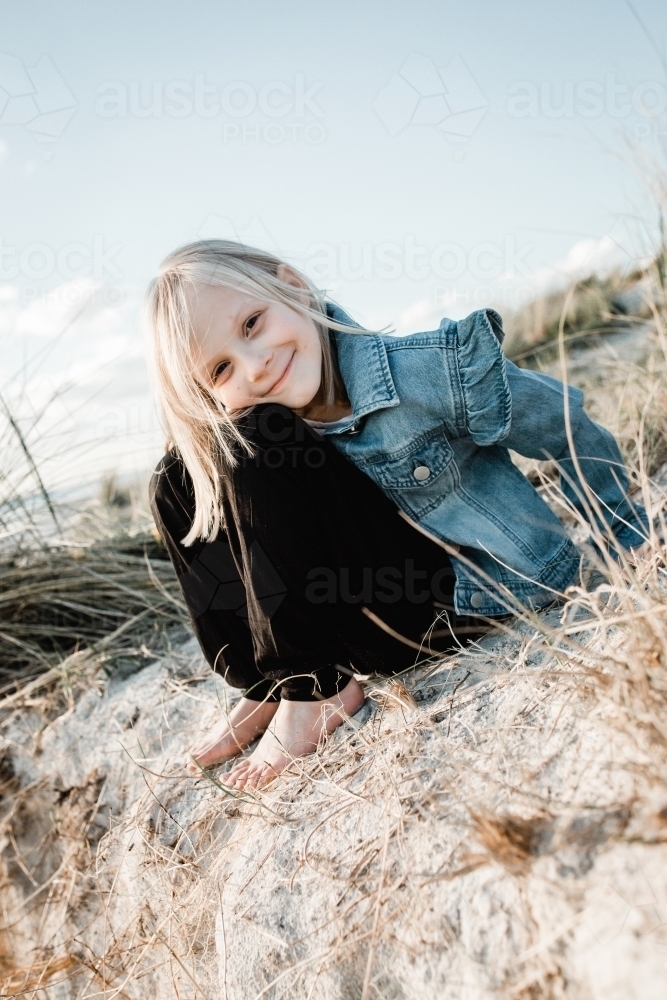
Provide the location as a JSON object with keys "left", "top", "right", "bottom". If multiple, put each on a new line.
{"left": 218, "top": 406, "right": 361, "bottom": 699}
{"left": 149, "top": 452, "right": 275, "bottom": 699}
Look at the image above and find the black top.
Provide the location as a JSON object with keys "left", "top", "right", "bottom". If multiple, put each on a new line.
{"left": 150, "top": 404, "right": 472, "bottom": 700}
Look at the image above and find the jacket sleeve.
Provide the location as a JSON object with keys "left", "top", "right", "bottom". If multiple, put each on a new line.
{"left": 502, "top": 360, "right": 649, "bottom": 549}
{"left": 455, "top": 309, "right": 512, "bottom": 446}
{"left": 149, "top": 453, "right": 276, "bottom": 699}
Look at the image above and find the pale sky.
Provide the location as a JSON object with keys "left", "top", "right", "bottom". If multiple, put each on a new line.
{"left": 1, "top": 0, "right": 666, "bottom": 497}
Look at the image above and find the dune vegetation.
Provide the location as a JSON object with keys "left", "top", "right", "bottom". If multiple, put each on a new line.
{"left": 1, "top": 228, "right": 667, "bottom": 997}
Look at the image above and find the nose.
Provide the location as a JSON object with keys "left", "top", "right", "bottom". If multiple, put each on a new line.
{"left": 244, "top": 347, "right": 273, "bottom": 383}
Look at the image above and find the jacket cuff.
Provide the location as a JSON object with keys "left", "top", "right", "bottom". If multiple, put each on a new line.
{"left": 607, "top": 509, "right": 650, "bottom": 551}
{"left": 455, "top": 309, "right": 512, "bottom": 447}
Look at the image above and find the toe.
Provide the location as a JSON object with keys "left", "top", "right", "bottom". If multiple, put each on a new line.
{"left": 242, "top": 768, "right": 261, "bottom": 789}
{"left": 255, "top": 766, "right": 278, "bottom": 790}
{"left": 222, "top": 760, "right": 250, "bottom": 787}
{"left": 242, "top": 762, "right": 268, "bottom": 789}
{"left": 223, "top": 774, "right": 243, "bottom": 791}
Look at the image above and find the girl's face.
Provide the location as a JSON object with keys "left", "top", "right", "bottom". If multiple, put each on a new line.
{"left": 188, "top": 268, "right": 323, "bottom": 412}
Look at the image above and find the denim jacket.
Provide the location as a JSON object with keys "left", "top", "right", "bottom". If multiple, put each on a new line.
{"left": 317, "top": 303, "right": 648, "bottom": 617}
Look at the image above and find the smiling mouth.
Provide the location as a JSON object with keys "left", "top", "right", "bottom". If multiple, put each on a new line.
{"left": 264, "top": 352, "right": 295, "bottom": 396}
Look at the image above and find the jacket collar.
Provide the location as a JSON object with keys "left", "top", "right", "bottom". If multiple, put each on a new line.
{"left": 325, "top": 302, "right": 400, "bottom": 426}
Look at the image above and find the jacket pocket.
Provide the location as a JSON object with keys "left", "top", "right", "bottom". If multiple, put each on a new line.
{"left": 362, "top": 426, "right": 459, "bottom": 516}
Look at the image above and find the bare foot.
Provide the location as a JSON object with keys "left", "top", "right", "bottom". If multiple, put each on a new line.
{"left": 186, "top": 697, "right": 278, "bottom": 773}
{"left": 221, "top": 677, "right": 365, "bottom": 790}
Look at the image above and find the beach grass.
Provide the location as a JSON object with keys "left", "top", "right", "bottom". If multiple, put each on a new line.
{"left": 0, "top": 236, "right": 667, "bottom": 997}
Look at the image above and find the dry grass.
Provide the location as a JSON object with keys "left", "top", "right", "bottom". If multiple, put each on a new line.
{"left": 0, "top": 480, "right": 188, "bottom": 692}
{"left": 503, "top": 268, "right": 653, "bottom": 364}
{"left": 1, "top": 245, "right": 667, "bottom": 997}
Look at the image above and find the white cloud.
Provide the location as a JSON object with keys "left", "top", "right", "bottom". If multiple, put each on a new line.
{"left": 525, "top": 236, "right": 629, "bottom": 296}
{"left": 516, "top": 218, "right": 656, "bottom": 300}
{"left": 1, "top": 279, "right": 161, "bottom": 495}
{"left": 385, "top": 227, "right": 658, "bottom": 335}
{"left": 395, "top": 298, "right": 447, "bottom": 334}
{"left": 0, "top": 284, "right": 20, "bottom": 335}
{"left": 2, "top": 279, "right": 140, "bottom": 396}
{"left": 15, "top": 277, "right": 100, "bottom": 337}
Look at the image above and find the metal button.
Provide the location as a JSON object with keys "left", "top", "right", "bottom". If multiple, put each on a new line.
{"left": 470, "top": 591, "right": 485, "bottom": 609}
{"left": 413, "top": 465, "right": 431, "bottom": 482}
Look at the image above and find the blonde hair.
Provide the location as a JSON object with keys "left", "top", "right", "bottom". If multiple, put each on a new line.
{"left": 144, "top": 239, "right": 369, "bottom": 546}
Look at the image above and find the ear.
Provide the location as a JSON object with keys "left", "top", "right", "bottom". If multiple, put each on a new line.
{"left": 276, "top": 263, "right": 311, "bottom": 305}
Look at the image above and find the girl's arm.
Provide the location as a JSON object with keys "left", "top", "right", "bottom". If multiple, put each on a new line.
{"left": 149, "top": 453, "right": 276, "bottom": 700}
{"left": 502, "top": 360, "right": 649, "bottom": 550}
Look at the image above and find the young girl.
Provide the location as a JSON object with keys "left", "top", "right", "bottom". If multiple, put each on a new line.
{"left": 146, "top": 240, "right": 648, "bottom": 790}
